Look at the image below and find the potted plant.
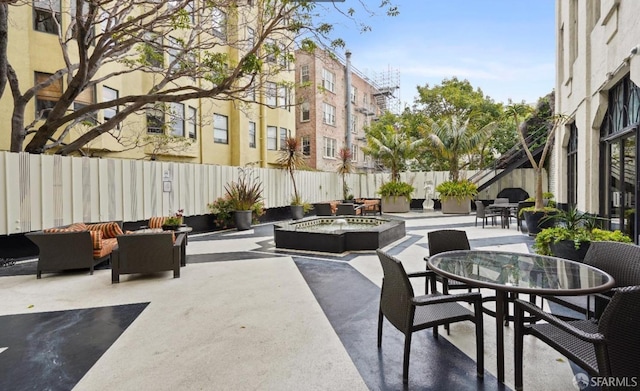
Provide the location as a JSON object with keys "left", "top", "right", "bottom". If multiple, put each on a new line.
{"left": 337, "top": 146, "right": 354, "bottom": 202}
{"left": 223, "top": 167, "right": 265, "bottom": 231}
{"left": 507, "top": 96, "right": 563, "bottom": 235}
{"left": 436, "top": 180, "right": 477, "bottom": 214}
{"left": 378, "top": 180, "right": 414, "bottom": 213}
{"left": 162, "top": 209, "right": 184, "bottom": 230}
{"left": 520, "top": 192, "right": 558, "bottom": 235}
{"left": 277, "top": 137, "right": 311, "bottom": 220}
{"left": 533, "top": 227, "right": 631, "bottom": 261}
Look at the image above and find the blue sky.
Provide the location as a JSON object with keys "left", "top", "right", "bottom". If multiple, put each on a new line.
{"left": 321, "top": 0, "right": 556, "bottom": 107}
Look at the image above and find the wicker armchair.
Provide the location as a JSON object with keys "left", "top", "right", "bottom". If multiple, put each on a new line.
{"left": 515, "top": 285, "right": 640, "bottom": 391}
{"left": 545, "top": 241, "right": 640, "bottom": 319}
{"left": 111, "top": 232, "right": 185, "bottom": 283}
{"left": 313, "top": 203, "right": 334, "bottom": 216}
{"left": 425, "top": 230, "right": 474, "bottom": 294}
{"left": 475, "top": 201, "right": 500, "bottom": 228}
{"left": 376, "top": 250, "right": 484, "bottom": 384}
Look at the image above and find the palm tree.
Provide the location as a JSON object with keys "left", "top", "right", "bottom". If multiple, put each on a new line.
{"left": 363, "top": 124, "right": 422, "bottom": 182}
{"left": 276, "top": 137, "right": 306, "bottom": 204}
{"left": 337, "top": 146, "right": 353, "bottom": 200}
{"left": 424, "top": 115, "right": 495, "bottom": 182}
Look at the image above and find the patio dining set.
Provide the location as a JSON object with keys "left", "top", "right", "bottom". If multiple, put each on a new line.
{"left": 376, "top": 229, "right": 640, "bottom": 390}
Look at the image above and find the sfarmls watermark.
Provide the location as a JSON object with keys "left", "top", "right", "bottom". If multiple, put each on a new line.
{"left": 573, "top": 373, "right": 638, "bottom": 390}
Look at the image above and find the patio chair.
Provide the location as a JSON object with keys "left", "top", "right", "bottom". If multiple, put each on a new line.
{"left": 111, "top": 232, "right": 185, "bottom": 283}
{"left": 376, "top": 249, "right": 484, "bottom": 384}
{"left": 544, "top": 241, "right": 640, "bottom": 319}
{"left": 336, "top": 203, "right": 362, "bottom": 215}
{"left": 515, "top": 285, "right": 640, "bottom": 391}
{"left": 475, "top": 201, "right": 500, "bottom": 228}
{"left": 426, "top": 230, "right": 475, "bottom": 294}
{"left": 313, "top": 203, "right": 334, "bottom": 216}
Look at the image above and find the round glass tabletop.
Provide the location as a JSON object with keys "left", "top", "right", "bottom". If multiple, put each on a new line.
{"left": 428, "top": 250, "right": 615, "bottom": 295}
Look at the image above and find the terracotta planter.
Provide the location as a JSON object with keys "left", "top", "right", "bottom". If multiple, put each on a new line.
{"left": 381, "top": 196, "right": 410, "bottom": 213}
{"left": 441, "top": 197, "right": 472, "bottom": 214}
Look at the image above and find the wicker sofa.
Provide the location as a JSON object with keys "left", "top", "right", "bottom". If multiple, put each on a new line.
{"left": 26, "top": 221, "right": 124, "bottom": 279}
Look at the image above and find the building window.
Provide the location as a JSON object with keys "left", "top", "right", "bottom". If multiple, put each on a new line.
{"left": 567, "top": 122, "right": 578, "bottom": 208}
{"left": 279, "top": 128, "right": 288, "bottom": 150}
{"left": 246, "top": 27, "right": 255, "bottom": 50}
{"left": 351, "top": 113, "right": 358, "bottom": 133}
{"left": 213, "top": 113, "right": 228, "bottom": 144}
{"left": 33, "top": 0, "right": 61, "bottom": 34}
{"left": 35, "top": 72, "right": 62, "bottom": 119}
{"left": 302, "top": 136, "right": 311, "bottom": 156}
{"left": 323, "top": 137, "right": 336, "bottom": 158}
{"left": 323, "top": 103, "right": 336, "bottom": 125}
{"left": 266, "top": 82, "right": 277, "bottom": 107}
{"left": 278, "top": 86, "right": 287, "bottom": 109}
{"left": 249, "top": 121, "right": 256, "bottom": 148}
{"left": 143, "top": 33, "right": 163, "bottom": 68}
{"left": 265, "top": 38, "right": 276, "bottom": 63}
{"left": 351, "top": 144, "right": 358, "bottom": 162}
{"left": 146, "top": 105, "right": 165, "bottom": 134}
{"left": 73, "top": 84, "right": 97, "bottom": 125}
{"left": 212, "top": 8, "right": 227, "bottom": 40}
{"left": 350, "top": 86, "right": 357, "bottom": 103}
{"left": 301, "top": 102, "right": 310, "bottom": 122}
{"left": 102, "top": 86, "right": 118, "bottom": 126}
{"left": 170, "top": 102, "right": 185, "bottom": 137}
{"left": 187, "top": 106, "right": 197, "bottom": 139}
{"left": 167, "top": 36, "right": 181, "bottom": 73}
{"left": 322, "top": 68, "right": 335, "bottom": 92}
{"left": 301, "top": 65, "right": 309, "bottom": 83}
{"left": 267, "top": 126, "right": 277, "bottom": 150}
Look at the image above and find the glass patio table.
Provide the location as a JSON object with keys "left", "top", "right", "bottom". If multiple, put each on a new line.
{"left": 427, "top": 250, "right": 615, "bottom": 383}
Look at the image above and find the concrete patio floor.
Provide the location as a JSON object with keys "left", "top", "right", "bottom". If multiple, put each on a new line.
{"left": 0, "top": 211, "right": 591, "bottom": 390}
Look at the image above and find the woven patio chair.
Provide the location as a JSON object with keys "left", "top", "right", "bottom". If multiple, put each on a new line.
{"left": 544, "top": 241, "right": 640, "bottom": 319}
{"left": 336, "top": 203, "right": 362, "bottom": 215}
{"left": 426, "top": 230, "right": 474, "bottom": 294}
{"left": 313, "top": 203, "right": 334, "bottom": 216}
{"left": 515, "top": 285, "right": 640, "bottom": 391}
{"left": 111, "top": 232, "right": 184, "bottom": 283}
{"left": 376, "top": 249, "right": 484, "bottom": 384}
{"left": 475, "top": 201, "right": 500, "bottom": 228}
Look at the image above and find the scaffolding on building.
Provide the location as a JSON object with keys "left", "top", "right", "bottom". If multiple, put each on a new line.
{"left": 371, "top": 66, "right": 401, "bottom": 115}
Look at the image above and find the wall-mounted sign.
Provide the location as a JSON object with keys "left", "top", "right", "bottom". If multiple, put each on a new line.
{"left": 163, "top": 181, "right": 172, "bottom": 192}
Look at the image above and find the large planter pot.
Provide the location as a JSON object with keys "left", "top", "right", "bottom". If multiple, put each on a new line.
{"left": 381, "top": 196, "right": 410, "bottom": 213}
{"left": 234, "top": 210, "right": 253, "bottom": 231}
{"left": 290, "top": 205, "right": 304, "bottom": 220}
{"left": 550, "top": 240, "right": 591, "bottom": 262}
{"left": 523, "top": 211, "right": 556, "bottom": 236}
{"left": 441, "top": 197, "right": 472, "bottom": 214}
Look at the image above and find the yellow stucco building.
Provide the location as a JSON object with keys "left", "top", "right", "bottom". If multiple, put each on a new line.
{"left": 0, "top": 1, "right": 295, "bottom": 168}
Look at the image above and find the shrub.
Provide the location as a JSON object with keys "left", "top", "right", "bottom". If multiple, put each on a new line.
{"left": 378, "top": 181, "right": 414, "bottom": 201}
{"left": 435, "top": 180, "right": 478, "bottom": 201}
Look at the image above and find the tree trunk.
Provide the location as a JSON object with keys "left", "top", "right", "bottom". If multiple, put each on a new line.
{"left": 0, "top": 4, "right": 8, "bottom": 99}
{"left": 534, "top": 167, "right": 544, "bottom": 210}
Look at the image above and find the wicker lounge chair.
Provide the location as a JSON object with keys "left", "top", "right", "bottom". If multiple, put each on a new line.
{"left": 515, "top": 285, "right": 640, "bottom": 391}
{"left": 111, "top": 232, "right": 185, "bottom": 283}
{"left": 544, "top": 241, "right": 640, "bottom": 319}
{"left": 313, "top": 203, "right": 334, "bottom": 216}
{"left": 376, "top": 249, "right": 484, "bottom": 384}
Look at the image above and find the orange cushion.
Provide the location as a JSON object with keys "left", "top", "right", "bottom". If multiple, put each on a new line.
{"left": 87, "top": 222, "right": 123, "bottom": 239}
{"left": 89, "top": 230, "right": 102, "bottom": 250}
{"left": 67, "top": 222, "right": 88, "bottom": 231}
{"left": 44, "top": 227, "right": 71, "bottom": 233}
{"left": 93, "top": 238, "right": 117, "bottom": 259}
{"left": 148, "top": 216, "right": 167, "bottom": 229}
